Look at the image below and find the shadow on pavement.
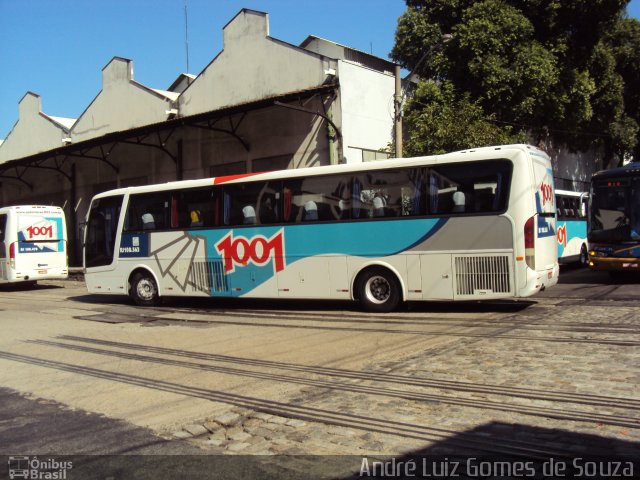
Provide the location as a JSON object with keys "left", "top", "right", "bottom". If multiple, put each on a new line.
{"left": 68, "top": 293, "right": 536, "bottom": 315}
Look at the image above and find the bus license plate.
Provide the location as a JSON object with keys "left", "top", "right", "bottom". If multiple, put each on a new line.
{"left": 38, "top": 269, "right": 48, "bottom": 274}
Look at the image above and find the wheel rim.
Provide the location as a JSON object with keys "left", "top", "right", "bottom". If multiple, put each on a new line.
{"left": 136, "top": 278, "right": 156, "bottom": 301}
{"left": 364, "top": 275, "right": 391, "bottom": 304}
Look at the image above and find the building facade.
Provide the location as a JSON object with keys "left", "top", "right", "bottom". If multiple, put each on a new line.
{"left": 0, "top": 9, "right": 397, "bottom": 265}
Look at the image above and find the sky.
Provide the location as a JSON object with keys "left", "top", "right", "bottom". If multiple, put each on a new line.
{"left": 1, "top": 0, "right": 639, "bottom": 140}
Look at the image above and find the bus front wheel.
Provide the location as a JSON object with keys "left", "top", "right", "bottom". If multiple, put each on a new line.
{"left": 356, "top": 267, "right": 401, "bottom": 313}
{"left": 130, "top": 272, "right": 161, "bottom": 307}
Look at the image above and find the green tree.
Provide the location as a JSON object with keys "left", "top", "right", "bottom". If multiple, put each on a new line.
{"left": 607, "top": 17, "right": 640, "bottom": 162}
{"left": 392, "top": 0, "right": 637, "bottom": 166}
{"left": 402, "top": 80, "right": 523, "bottom": 156}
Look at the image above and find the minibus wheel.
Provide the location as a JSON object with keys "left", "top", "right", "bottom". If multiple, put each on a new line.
{"left": 130, "top": 271, "right": 161, "bottom": 306}
{"left": 355, "top": 267, "right": 401, "bottom": 313}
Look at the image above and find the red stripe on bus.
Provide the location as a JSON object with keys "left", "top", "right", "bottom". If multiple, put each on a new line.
{"left": 212, "top": 172, "right": 263, "bottom": 185}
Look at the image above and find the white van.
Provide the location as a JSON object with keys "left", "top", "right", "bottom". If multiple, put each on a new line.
{"left": 0, "top": 205, "right": 68, "bottom": 284}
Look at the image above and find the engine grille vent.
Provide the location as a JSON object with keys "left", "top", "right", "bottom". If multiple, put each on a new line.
{"left": 454, "top": 255, "right": 511, "bottom": 296}
{"left": 190, "top": 261, "right": 228, "bottom": 293}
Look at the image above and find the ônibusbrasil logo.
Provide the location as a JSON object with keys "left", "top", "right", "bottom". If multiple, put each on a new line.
{"left": 8, "top": 456, "right": 73, "bottom": 479}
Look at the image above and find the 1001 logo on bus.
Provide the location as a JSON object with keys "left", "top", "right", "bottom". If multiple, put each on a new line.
{"left": 557, "top": 224, "right": 567, "bottom": 247}
{"left": 215, "top": 230, "right": 285, "bottom": 274}
{"left": 540, "top": 182, "right": 554, "bottom": 206}
{"left": 24, "top": 223, "right": 55, "bottom": 239}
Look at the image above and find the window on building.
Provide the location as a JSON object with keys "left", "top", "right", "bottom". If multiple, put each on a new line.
{"left": 359, "top": 148, "right": 392, "bottom": 162}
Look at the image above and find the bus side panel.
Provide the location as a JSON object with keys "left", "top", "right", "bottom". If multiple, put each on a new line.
{"left": 129, "top": 216, "right": 522, "bottom": 302}
{"left": 557, "top": 219, "right": 587, "bottom": 263}
{"left": 530, "top": 154, "right": 559, "bottom": 286}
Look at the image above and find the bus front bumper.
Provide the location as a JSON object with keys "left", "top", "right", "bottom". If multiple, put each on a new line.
{"left": 588, "top": 256, "right": 640, "bottom": 272}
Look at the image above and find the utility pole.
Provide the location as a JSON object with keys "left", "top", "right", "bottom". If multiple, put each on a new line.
{"left": 184, "top": 0, "right": 190, "bottom": 73}
{"left": 394, "top": 65, "right": 403, "bottom": 158}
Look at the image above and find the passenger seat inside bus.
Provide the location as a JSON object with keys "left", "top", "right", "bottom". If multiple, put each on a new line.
{"left": 303, "top": 201, "right": 318, "bottom": 221}
{"left": 142, "top": 213, "right": 156, "bottom": 229}
{"left": 452, "top": 191, "right": 466, "bottom": 213}
{"left": 242, "top": 205, "right": 256, "bottom": 224}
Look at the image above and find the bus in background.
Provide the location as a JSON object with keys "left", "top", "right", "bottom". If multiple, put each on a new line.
{"left": 83, "top": 144, "right": 558, "bottom": 312}
{"left": 587, "top": 162, "right": 640, "bottom": 277}
{"left": 555, "top": 189, "right": 588, "bottom": 265}
{"left": 0, "top": 205, "right": 68, "bottom": 285}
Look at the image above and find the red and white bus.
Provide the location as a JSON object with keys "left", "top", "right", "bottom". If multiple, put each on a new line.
{"left": 83, "top": 144, "right": 558, "bottom": 311}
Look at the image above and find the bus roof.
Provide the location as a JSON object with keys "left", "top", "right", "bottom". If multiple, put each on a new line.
{"left": 592, "top": 162, "right": 640, "bottom": 180}
{"left": 91, "top": 144, "right": 547, "bottom": 199}
{"left": 555, "top": 189, "right": 588, "bottom": 197}
{"left": 0, "top": 205, "right": 64, "bottom": 215}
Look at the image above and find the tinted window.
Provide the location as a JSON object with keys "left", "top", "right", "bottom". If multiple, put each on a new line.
{"left": 85, "top": 195, "right": 123, "bottom": 268}
{"left": 282, "top": 175, "right": 351, "bottom": 222}
{"left": 426, "top": 160, "right": 511, "bottom": 215}
{"left": 353, "top": 168, "right": 423, "bottom": 219}
{"left": 174, "top": 187, "right": 219, "bottom": 229}
{"left": 222, "top": 182, "right": 281, "bottom": 226}
{"left": 125, "top": 192, "right": 171, "bottom": 231}
{"left": 0, "top": 214, "right": 6, "bottom": 258}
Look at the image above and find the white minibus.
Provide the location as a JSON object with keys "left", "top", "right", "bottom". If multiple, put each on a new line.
{"left": 0, "top": 205, "right": 68, "bottom": 284}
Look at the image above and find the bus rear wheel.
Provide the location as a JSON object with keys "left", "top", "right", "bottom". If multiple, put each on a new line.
{"left": 130, "top": 272, "right": 161, "bottom": 307}
{"left": 356, "top": 267, "right": 401, "bottom": 313}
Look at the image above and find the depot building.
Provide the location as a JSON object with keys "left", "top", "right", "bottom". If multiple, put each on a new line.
{"left": 0, "top": 9, "right": 398, "bottom": 266}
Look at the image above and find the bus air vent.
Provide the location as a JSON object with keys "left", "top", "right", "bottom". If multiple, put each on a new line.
{"left": 190, "top": 261, "right": 229, "bottom": 293}
{"left": 454, "top": 255, "right": 511, "bottom": 296}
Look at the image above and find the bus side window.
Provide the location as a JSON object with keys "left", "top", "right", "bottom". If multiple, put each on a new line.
{"left": 256, "top": 182, "right": 281, "bottom": 225}
{"left": 283, "top": 174, "right": 350, "bottom": 223}
{"left": 0, "top": 214, "right": 6, "bottom": 258}
{"left": 126, "top": 193, "right": 170, "bottom": 231}
{"left": 222, "top": 182, "right": 266, "bottom": 226}
{"left": 173, "top": 187, "right": 217, "bottom": 228}
{"left": 428, "top": 161, "right": 511, "bottom": 215}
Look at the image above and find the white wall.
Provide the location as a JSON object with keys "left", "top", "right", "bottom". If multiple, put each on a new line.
{"left": 0, "top": 93, "right": 69, "bottom": 163}
{"left": 338, "top": 60, "right": 395, "bottom": 163}
{"left": 179, "top": 10, "right": 337, "bottom": 116}
{"left": 71, "top": 57, "right": 176, "bottom": 143}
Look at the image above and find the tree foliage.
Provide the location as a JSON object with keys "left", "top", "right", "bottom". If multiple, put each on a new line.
{"left": 403, "top": 80, "right": 524, "bottom": 156}
{"left": 392, "top": 0, "right": 639, "bottom": 166}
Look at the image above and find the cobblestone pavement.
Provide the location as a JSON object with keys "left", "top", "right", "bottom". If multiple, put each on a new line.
{"left": 1, "top": 277, "right": 638, "bottom": 466}
{"left": 169, "top": 297, "right": 640, "bottom": 458}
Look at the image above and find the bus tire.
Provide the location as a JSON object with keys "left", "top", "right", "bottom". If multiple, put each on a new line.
{"left": 579, "top": 244, "right": 588, "bottom": 266}
{"left": 130, "top": 271, "right": 161, "bottom": 307}
{"left": 356, "top": 267, "right": 401, "bottom": 313}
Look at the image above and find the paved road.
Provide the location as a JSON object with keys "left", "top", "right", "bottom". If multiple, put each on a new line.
{"left": 0, "top": 267, "right": 638, "bottom": 477}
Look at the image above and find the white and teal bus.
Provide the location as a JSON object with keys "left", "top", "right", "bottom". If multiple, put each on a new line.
{"left": 555, "top": 189, "right": 589, "bottom": 265}
{"left": 83, "top": 144, "right": 559, "bottom": 312}
{"left": 0, "top": 205, "right": 68, "bottom": 284}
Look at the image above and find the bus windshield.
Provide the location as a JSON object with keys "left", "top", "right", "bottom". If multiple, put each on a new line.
{"left": 589, "top": 177, "right": 640, "bottom": 243}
